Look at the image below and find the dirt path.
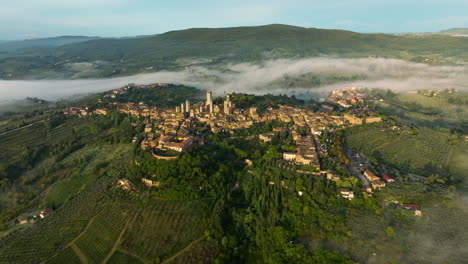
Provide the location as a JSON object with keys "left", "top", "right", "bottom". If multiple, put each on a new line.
{"left": 444, "top": 146, "right": 454, "bottom": 168}
{"left": 101, "top": 217, "right": 133, "bottom": 264}
{"left": 45, "top": 216, "right": 97, "bottom": 262}
{"left": 71, "top": 243, "right": 88, "bottom": 264}
{"left": 0, "top": 120, "right": 44, "bottom": 136}
{"left": 161, "top": 235, "right": 206, "bottom": 264}
{"left": 68, "top": 216, "right": 97, "bottom": 246}
{"left": 117, "top": 249, "right": 148, "bottom": 264}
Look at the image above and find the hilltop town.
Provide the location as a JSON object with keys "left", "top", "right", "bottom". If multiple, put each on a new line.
{"left": 63, "top": 84, "right": 401, "bottom": 201}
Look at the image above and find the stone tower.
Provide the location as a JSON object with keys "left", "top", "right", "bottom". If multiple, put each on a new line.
{"left": 185, "top": 100, "right": 190, "bottom": 112}
{"left": 206, "top": 90, "right": 213, "bottom": 112}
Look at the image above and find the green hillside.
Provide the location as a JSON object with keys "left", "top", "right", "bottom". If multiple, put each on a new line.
{"left": 2, "top": 24, "right": 468, "bottom": 79}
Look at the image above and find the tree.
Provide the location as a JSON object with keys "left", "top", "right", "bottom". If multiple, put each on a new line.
{"left": 261, "top": 226, "right": 307, "bottom": 264}
{"left": 386, "top": 226, "right": 395, "bottom": 238}
{"left": 0, "top": 164, "right": 8, "bottom": 186}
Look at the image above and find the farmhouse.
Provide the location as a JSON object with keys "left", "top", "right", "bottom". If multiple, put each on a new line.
{"left": 340, "top": 188, "right": 355, "bottom": 200}
{"left": 118, "top": 178, "right": 135, "bottom": 191}
{"left": 401, "top": 203, "right": 423, "bottom": 216}
{"left": 142, "top": 178, "right": 160, "bottom": 187}
{"left": 39, "top": 209, "right": 53, "bottom": 219}
{"left": 364, "top": 169, "right": 380, "bottom": 182}
{"left": 371, "top": 180, "right": 386, "bottom": 189}
{"left": 383, "top": 175, "right": 395, "bottom": 183}
{"left": 67, "top": 107, "right": 88, "bottom": 117}
{"left": 283, "top": 152, "right": 298, "bottom": 161}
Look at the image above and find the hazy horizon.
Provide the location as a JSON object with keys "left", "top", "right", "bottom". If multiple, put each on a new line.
{"left": 1, "top": 0, "right": 468, "bottom": 40}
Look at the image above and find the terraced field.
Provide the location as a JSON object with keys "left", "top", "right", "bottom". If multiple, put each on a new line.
{"left": 166, "top": 238, "right": 218, "bottom": 264}
{"left": 0, "top": 177, "right": 113, "bottom": 264}
{"left": 0, "top": 118, "right": 91, "bottom": 164}
{"left": 44, "top": 144, "right": 134, "bottom": 208}
{"left": 107, "top": 250, "right": 145, "bottom": 263}
{"left": 120, "top": 200, "right": 207, "bottom": 262}
{"left": 74, "top": 208, "right": 128, "bottom": 264}
{"left": 46, "top": 246, "right": 82, "bottom": 264}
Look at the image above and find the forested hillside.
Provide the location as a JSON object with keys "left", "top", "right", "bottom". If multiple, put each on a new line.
{"left": 2, "top": 24, "right": 468, "bottom": 79}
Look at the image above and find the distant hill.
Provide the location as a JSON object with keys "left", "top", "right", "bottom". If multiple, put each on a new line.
{"left": 439, "top": 28, "right": 468, "bottom": 35}
{"left": 2, "top": 24, "right": 468, "bottom": 79}
{"left": 0, "top": 36, "right": 101, "bottom": 53}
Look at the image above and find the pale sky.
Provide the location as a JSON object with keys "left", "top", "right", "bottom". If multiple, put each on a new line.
{"left": 1, "top": 0, "right": 468, "bottom": 40}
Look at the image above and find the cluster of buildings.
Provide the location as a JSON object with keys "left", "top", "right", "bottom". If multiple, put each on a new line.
{"left": 120, "top": 90, "right": 241, "bottom": 158}
{"left": 102, "top": 83, "right": 169, "bottom": 99}
{"left": 364, "top": 169, "right": 387, "bottom": 190}
{"left": 81, "top": 84, "right": 391, "bottom": 199}
{"left": 66, "top": 107, "right": 108, "bottom": 117}
{"left": 324, "top": 87, "right": 383, "bottom": 125}
{"left": 65, "top": 107, "right": 88, "bottom": 117}
{"left": 282, "top": 131, "right": 320, "bottom": 168}
{"left": 95, "top": 85, "right": 383, "bottom": 166}
{"left": 17, "top": 209, "right": 53, "bottom": 225}
{"left": 343, "top": 113, "right": 382, "bottom": 125}
{"left": 328, "top": 87, "right": 367, "bottom": 108}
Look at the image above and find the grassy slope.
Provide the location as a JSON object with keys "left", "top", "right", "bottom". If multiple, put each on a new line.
{"left": 2, "top": 24, "right": 468, "bottom": 79}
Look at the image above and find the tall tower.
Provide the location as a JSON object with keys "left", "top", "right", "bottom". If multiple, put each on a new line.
{"left": 224, "top": 95, "right": 231, "bottom": 115}
{"left": 185, "top": 100, "right": 190, "bottom": 112}
{"left": 206, "top": 90, "right": 212, "bottom": 107}
{"left": 180, "top": 102, "right": 185, "bottom": 113}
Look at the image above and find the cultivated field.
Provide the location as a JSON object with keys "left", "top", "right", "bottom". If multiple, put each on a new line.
{"left": 346, "top": 124, "right": 451, "bottom": 176}
{"left": 120, "top": 199, "right": 207, "bottom": 262}
{"left": 0, "top": 172, "right": 210, "bottom": 264}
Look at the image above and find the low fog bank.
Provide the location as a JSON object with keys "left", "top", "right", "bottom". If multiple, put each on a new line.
{"left": 1, "top": 57, "right": 468, "bottom": 101}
